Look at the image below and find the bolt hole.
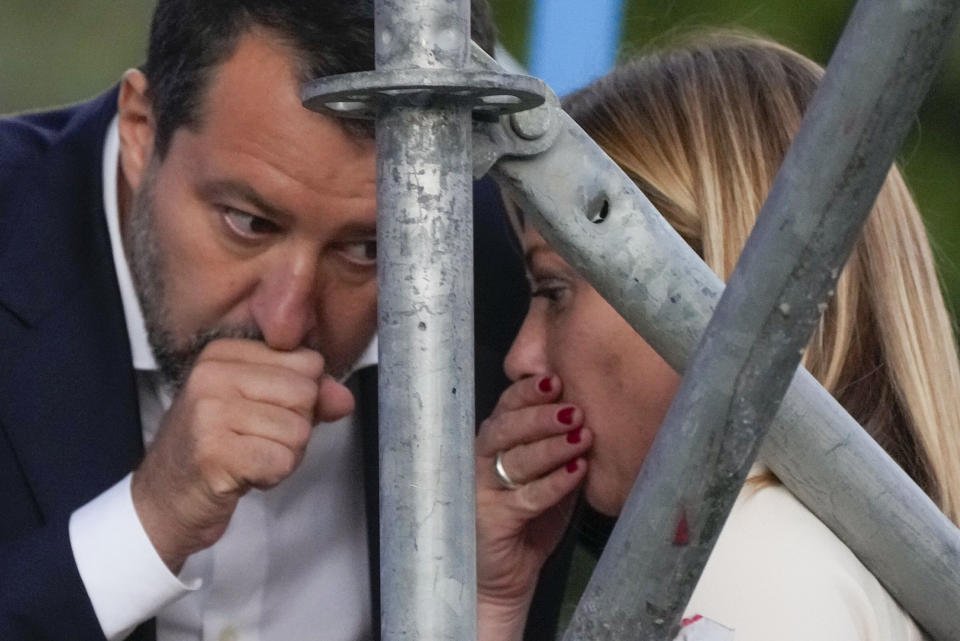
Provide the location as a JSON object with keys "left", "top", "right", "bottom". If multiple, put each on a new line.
{"left": 590, "top": 199, "right": 610, "bottom": 224}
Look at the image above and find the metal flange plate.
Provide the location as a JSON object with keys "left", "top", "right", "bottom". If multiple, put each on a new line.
{"left": 302, "top": 68, "right": 547, "bottom": 119}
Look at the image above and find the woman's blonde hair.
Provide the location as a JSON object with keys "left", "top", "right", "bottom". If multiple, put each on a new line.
{"left": 562, "top": 30, "right": 960, "bottom": 523}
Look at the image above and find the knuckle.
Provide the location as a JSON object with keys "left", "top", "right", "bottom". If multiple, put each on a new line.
{"left": 540, "top": 404, "right": 563, "bottom": 427}
{"left": 484, "top": 419, "right": 509, "bottom": 451}
{"left": 282, "top": 378, "right": 318, "bottom": 419}
{"left": 193, "top": 428, "right": 224, "bottom": 465}
{"left": 197, "top": 338, "right": 233, "bottom": 361}
{"left": 295, "top": 376, "right": 321, "bottom": 404}
{"left": 206, "top": 470, "right": 238, "bottom": 498}
{"left": 186, "top": 360, "right": 222, "bottom": 390}
{"left": 196, "top": 341, "right": 221, "bottom": 361}
{"left": 478, "top": 416, "right": 495, "bottom": 439}
{"left": 273, "top": 447, "right": 298, "bottom": 480}
{"left": 289, "top": 415, "right": 313, "bottom": 449}
{"left": 301, "top": 350, "right": 325, "bottom": 376}
{"left": 244, "top": 446, "right": 297, "bottom": 491}
{"left": 514, "top": 487, "right": 540, "bottom": 513}
{"left": 191, "top": 396, "right": 225, "bottom": 427}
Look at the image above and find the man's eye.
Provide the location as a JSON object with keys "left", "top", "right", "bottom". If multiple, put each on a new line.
{"left": 222, "top": 208, "right": 280, "bottom": 239}
{"left": 337, "top": 240, "right": 377, "bottom": 266}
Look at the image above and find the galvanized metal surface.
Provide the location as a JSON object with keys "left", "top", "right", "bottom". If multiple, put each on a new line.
{"left": 486, "top": 1, "right": 960, "bottom": 639}
{"left": 470, "top": 59, "right": 560, "bottom": 177}
{"left": 373, "top": 1, "right": 477, "bottom": 640}
{"left": 560, "top": 0, "right": 960, "bottom": 638}
{"left": 302, "top": 68, "right": 546, "bottom": 120}
{"left": 304, "top": 45, "right": 554, "bottom": 181}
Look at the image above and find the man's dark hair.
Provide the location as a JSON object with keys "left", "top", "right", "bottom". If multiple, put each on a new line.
{"left": 144, "top": 0, "right": 496, "bottom": 157}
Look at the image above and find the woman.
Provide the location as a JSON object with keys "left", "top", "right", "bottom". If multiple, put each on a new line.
{"left": 476, "top": 31, "right": 960, "bottom": 641}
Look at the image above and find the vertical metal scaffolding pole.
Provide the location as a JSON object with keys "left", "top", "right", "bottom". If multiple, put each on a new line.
{"left": 305, "top": 22, "right": 542, "bottom": 641}
{"left": 375, "top": 1, "right": 477, "bottom": 640}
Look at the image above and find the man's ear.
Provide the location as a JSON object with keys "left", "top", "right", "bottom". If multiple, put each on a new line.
{"left": 117, "top": 68, "right": 156, "bottom": 192}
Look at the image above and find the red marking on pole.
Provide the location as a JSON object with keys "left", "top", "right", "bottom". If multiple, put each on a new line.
{"left": 673, "top": 510, "right": 690, "bottom": 546}
{"left": 681, "top": 614, "right": 703, "bottom": 627}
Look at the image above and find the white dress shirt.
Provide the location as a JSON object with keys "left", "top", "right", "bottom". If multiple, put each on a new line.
{"left": 69, "top": 118, "right": 375, "bottom": 641}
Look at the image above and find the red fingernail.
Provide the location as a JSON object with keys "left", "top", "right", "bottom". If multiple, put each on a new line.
{"left": 538, "top": 376, "right": 553, "bottom": 392}
{"left": 566, "top": 460, "right": 579, "bottom": 473}
{"left": 566, "top": 427, "right": 582, "bottom": 444}
{"left": 557, "top": 407, "right": 575, "bottom": 425}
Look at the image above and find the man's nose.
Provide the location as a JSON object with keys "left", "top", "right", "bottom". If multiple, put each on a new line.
{"left": 249, "top": 254, "right": 320, "bottom": 351}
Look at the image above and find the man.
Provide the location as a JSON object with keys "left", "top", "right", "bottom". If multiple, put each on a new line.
{"left": 0, "top": 2, "right": 533, "bottom": 640}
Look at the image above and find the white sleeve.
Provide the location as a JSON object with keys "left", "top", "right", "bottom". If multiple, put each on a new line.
{"left": 69, "top": 473, "right": 201, "bottom": 641}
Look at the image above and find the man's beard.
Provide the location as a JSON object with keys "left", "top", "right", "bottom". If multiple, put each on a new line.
{"left": 123, "top": 164, "right": 267, "bottom": 390}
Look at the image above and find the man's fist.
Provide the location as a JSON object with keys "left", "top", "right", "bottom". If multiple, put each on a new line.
{"left": 131, "top": 339, "right": 354, "bottom": 572}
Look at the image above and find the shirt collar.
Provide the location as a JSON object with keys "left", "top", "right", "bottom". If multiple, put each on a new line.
{"left": 349, "top": 334, "right": 378, "bottom": 378}
{"left": 102, "top": 120, "right": 379, "bottom": 377}
{"left": 103, "top": 117, "right": 158, "bottom": 372}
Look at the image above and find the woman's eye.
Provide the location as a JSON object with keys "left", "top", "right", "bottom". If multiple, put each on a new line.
{"left": 530, "top": 279, "right": 567, "bottom": 302}
{"left": 531, "top": 287, "right": 563, "bottom": 301}
{"left": 336, "top": 239, "right": 377, "bottom": 267}
{"left": 222, "top": 208, "right": 280, "bottom": 239}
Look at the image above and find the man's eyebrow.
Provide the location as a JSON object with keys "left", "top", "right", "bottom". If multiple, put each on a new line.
{"left": 198, "top": 179, "right": 291, "bottom": 221}
{"left": 337, "top": 221, "right": 378, "bottom": 237}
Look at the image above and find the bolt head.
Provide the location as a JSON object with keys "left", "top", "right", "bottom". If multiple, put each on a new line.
{"left": 510, "top": 103, "right": 552, "bottom": 140}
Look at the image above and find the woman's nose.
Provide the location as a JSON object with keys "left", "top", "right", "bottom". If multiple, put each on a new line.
{"left": 504, "top": 311, "right": 548, "bottom": 382}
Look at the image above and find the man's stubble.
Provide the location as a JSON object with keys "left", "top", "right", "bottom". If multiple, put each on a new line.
{"left": 123, "top": 160, "right": 268, "bottom": 390}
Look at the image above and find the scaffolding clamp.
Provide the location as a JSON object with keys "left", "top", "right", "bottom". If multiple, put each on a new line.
{"left": 302, "top": 47, "right": 562, "bottom": 178}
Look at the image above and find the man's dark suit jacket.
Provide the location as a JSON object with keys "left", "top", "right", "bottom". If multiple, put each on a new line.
{"left": 0, "top": 90, "right": 565, "bottom": 640}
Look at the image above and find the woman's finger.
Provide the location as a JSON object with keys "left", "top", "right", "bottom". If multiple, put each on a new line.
{"left": 480, "top": 428, "right": 592, "bottom": 489}
{"left": 491, "top": 374, "right": 561, "bottom": 415}
{"left": 477, "top": 403, "right": 584, "bottom": 456}
{"left": 486, "top": 457, "right": 588, "bottom": 521}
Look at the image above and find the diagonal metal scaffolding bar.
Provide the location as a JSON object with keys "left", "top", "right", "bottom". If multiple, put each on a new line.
{"left": 482, "top": 1, "right": 960, "bottom": 640}
{"left": 373, "top": 1, "right": 477, "bottom": 640}
{"left": 558, "top": 0, "right": 960, "bottom": 638}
